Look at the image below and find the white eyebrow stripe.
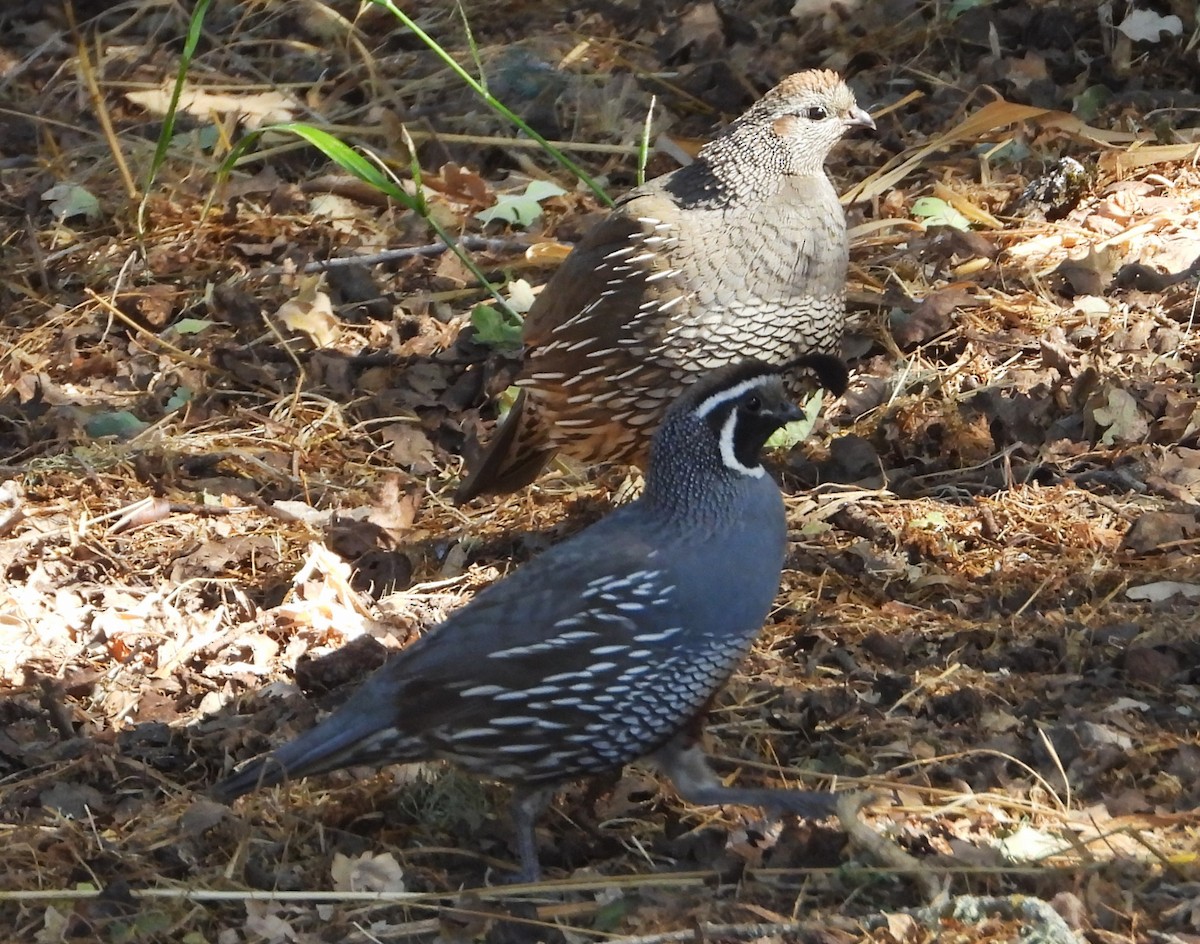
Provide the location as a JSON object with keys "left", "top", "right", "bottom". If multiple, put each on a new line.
{"left": 693, "top": 375, "right": 774, "bottom": 419}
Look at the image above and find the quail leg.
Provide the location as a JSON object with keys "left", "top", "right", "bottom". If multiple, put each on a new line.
{"left": 506, "top": 785, "right": 556, "bottom": 883}
{"left": 653, "top": 733, "right": 838, "bottom": 819}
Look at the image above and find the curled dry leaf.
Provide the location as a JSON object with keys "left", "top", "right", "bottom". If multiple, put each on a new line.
{"left": 330, "top": 851, "right": 406, "bottom": 893}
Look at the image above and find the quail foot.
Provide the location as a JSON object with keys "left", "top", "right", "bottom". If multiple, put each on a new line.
{"left": 215, "top": 354, "right": 850, "bottom": 882}
{"left": 456, "top": 70, "right": 873, "bottom": 502}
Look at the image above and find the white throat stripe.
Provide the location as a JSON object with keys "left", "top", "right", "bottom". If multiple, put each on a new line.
{"left": 719, "top": 412, "right": 766, "bottom": 478}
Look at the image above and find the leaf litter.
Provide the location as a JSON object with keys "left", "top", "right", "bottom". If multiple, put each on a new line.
{"left": 1, "top": 0, "right": 1200, "bottom": 942}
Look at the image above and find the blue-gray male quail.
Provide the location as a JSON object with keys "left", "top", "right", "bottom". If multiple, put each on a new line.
{"left": 455, "top": 69, "right": 873, "bottom": 502}
{"left": 214, "top": 354, "right": 850, "bottom": 881}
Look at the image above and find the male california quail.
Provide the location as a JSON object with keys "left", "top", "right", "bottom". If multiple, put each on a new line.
{"left": 214, "top": 354, "right": 850, "bottom": 882}
{"left": 455, "top": 69, "right": 873, "bottom": 503}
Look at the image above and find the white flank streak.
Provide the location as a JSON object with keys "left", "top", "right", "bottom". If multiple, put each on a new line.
{"left": 460, "top": 685, "right": 507, "bottom": 697}
{"left": 633, "top": 628, "right": 680, "bottom": 643}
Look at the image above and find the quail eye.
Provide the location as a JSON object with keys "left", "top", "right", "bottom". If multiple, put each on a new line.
{"left": 804, "top": 105, "right": 828, "bottom": 121}
{"left": 745, "top": 395, "right": 763, "bottom": 413}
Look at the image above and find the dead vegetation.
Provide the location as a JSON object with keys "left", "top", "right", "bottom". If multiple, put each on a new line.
{"left": 1, "top": 0, "right": 1199, "bottom": 941}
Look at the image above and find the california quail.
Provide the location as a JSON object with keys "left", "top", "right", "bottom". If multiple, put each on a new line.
{"left": 455, "top": 69, "right": 873, "bottom": 503}
{"left": 214, "top": 354, "right": 850, "bottom": 882}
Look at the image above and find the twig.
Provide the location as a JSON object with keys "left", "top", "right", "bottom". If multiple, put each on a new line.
{"left": 67, "top": 8, "right": 138, "bottom": 201}
{"left": 607, "top": 922, "right": 815, "bottom": 944}
{"left": 36, "top": 676, "right": 78, "bottom": 740}
{"left": 293, "top": 236, "right": 534, "bottom": 274}
{"left": 0, "top": 873, "right": 709, "bottom": 903}
{"left": 838, "top": 792, "right": 946, "bottom": 903}
{"left": 84, "top": 289, "right": 234, "bottom": 378}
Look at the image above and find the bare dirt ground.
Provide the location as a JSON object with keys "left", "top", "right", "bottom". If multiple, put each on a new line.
{"left": 1, "top": 1, "right": 1199, "bottom": 941}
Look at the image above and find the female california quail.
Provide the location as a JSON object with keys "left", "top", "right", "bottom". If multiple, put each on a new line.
{"left": 214, "top": 354, "right": 849, "bottom": 882}
{"left": 455, "top": 69, "right": 873, "bottom": 502}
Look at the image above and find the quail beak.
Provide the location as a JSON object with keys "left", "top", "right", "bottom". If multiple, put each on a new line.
{"left": 847, "top": 106, "right": 876, "bottom": 132}
{"left": 776, "top": 401, "right": 805, "bottom": 426}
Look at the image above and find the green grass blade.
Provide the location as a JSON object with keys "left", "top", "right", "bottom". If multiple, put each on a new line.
{"left": 367, "top": 0, "right": 612, "bottom": 207}
{"left": 138, "top": 0, "right": 212, "bottom": 233}
{"left": 637, "top": 95, "right": 656, "bottom": 187}
{"left": 215, "top": 123, "right": 511, "bottom": 313}
{"left": 276, "top": 123, "right": 425, "bottom": 213}
{"left": 455, "top": 1, "right": 487, "bottom": 95}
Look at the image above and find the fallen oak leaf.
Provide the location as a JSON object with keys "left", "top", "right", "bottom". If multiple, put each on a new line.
{"left": 476, "top": 180, "right": 566, "bottom": 227}
{"left": 276, "top": 275, "right": 339, "bottom": 346}
{"left": 1125, "top": 581, "right": 1200, "bottom": 602}
{"left": 1086, "top": 385, "right": 1149, "bottom": 446}
{"left": 330, "top": 851, "right": 406, "bottom": 893}
{"left": 890, "top": 285, "right": 976, "bottom": 348}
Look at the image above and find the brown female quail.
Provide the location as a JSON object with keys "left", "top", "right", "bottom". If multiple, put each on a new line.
{"left": 456, "top": 70, "right": 873, "bottom": 502}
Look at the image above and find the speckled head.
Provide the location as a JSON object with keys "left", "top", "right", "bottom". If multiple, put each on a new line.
{"left": 713, "top": 69, "right": 874, "bottom": 178}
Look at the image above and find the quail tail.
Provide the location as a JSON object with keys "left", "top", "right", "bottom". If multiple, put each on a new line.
{"left": 213, "top": 707, "right": 419, "bottom": 804}
{"left": 455, "top": 390, "right": 558, "bottom": 504}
